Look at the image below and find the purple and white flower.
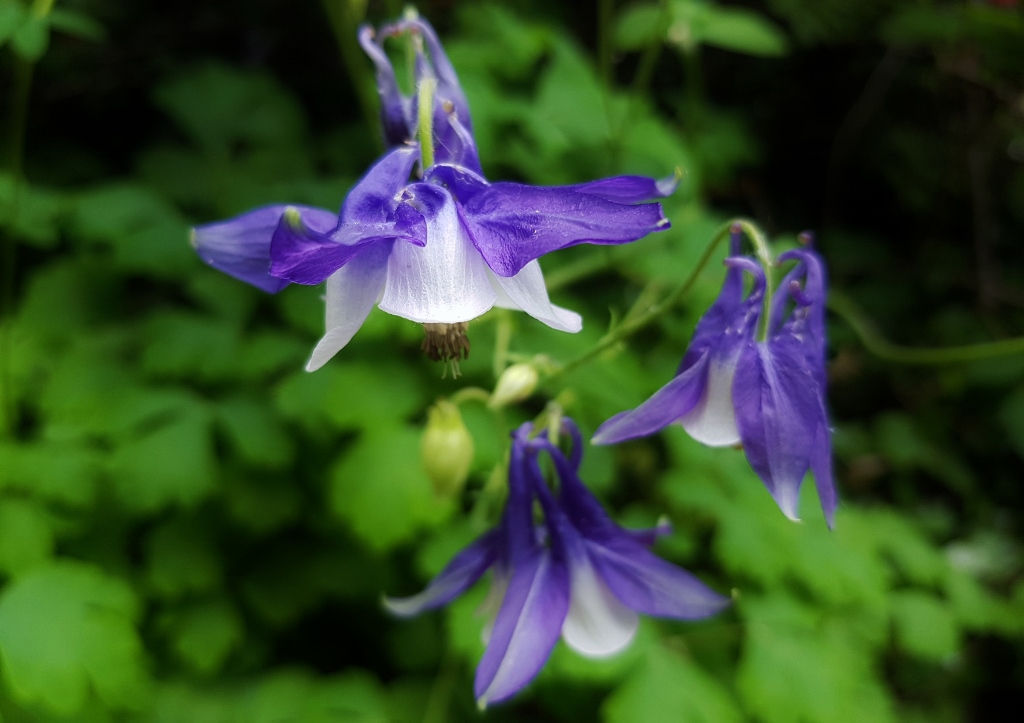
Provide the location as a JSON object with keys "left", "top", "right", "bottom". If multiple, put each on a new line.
{"left": 384, "top": 419, "right": 729, "bottom": 708}
{"left": 191, "top": 16, "right": 673, "bottom": 370}
{"left": 593, "top": 227, "right": 837, "bottom": 525}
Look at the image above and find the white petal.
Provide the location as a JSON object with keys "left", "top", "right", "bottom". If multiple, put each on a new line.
{"left": 487, "top": 262, "right": 582, "bottom": 333}
{"left": 561, "top": 555, "right": 638, "bottom": 658}
{"left": 679, "top": 356, "right": 741, "bottom": 446}
{"left": 305, "top": 245, "right": 390, "bottom": 371}
{"left": 378, "top": 196, "right": 496, "bottom": 323}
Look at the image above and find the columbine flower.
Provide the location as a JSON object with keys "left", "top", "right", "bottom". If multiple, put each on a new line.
{"left": 593, "top": 227, "right": 837, "bottom": 526}
{"left": 384, "top": 419, "right": 729, "bottom": 708}
{"left": 192, "top": 15, "right": 673, "bottom": 371}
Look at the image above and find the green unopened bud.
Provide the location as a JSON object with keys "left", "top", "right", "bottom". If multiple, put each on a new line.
{"left": 488, "top": 363, "right": 539, "bottom": 409}
{"left": 421, "top": 400, "right": 474, "bottom": 498}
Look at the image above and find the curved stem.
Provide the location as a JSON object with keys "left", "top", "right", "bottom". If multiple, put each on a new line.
{"left": 829, "top": 290, "right": 1024, "bottom": 364}
{"left": 549, "top": 220, "right": 734, "bottom": 379}
{"left": 450, "top": 387, "right": 492, "bottom": 406}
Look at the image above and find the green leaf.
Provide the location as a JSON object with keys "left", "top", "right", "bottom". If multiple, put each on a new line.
{"left": 614, "top": 3, "right": 669, "bottom": 50}
{"left": 330, "top": 425, "right": 453, "bottom": 552}
{"left": 0, "top": 562, "right": 147, "bottom": 715}
{"left": 737, "top": 594, "right": 895, "bottom": 723}
{"left": 603, "top": 642, "right": 742, "bottom": 723}
{"left": 71, "top": 184, "right": 193, "bottom": 277}
{"left": 0, "top": 3, "right": 26, "bottom": 46}
{"left": 48, "top": 8, "right": 106, "bottom": 42}
{"left": 0, "top": 441, "right": 100, "bottom": 507}
{"left": 889, "top": 591, "right": 959, "bottom": 662}
{"left": 692, "top": 4, "right": 789, "bottom": 57}
{"left": 153, "top": 64, "right": 306, "bottom": 153}
{"left": 223, "top": 472, "right": 302, "bottom": 533}
{"left": 0, "top": 174, "right": 67, "bottom": 248}
{"left": 216, "top": 396, "right": 294, "bottom": 469}
{"left": 0, "top": 500, "right": 53, "bottom": 577}
{"left": 110, "top": 403, "right": 217, "bottom": 512}
{"left": 145, "top": 519, "right": 222, "bottom": 598}
{"left": 169, "top": 600, "right": 243, "bottom": 675}
{"left": 11, "top": 15, "right": 48, "bottom": 61}
{"left": 141, "top": 312, "right": 242, "bottom": 382}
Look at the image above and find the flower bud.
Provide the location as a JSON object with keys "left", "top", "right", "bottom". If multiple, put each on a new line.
{"left": 488, "top": 363, "right": 539, "bottom": 409}
{"left": 421, "top": 400, "right": 474, "bottom": 498}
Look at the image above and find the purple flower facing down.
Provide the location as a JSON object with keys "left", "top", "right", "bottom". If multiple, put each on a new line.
{"left": 384, "top": 419, "right": 729, "bottom": 708}
{"left": 593, "top": 229, "right": 837, "bottom": 526}
{"left": 191, "top": 15, "right": 673, "bottom": 370}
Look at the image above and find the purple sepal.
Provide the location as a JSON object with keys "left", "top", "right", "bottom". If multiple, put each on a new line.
{"left": 358, "top": 25, "right": 414, "bottom": 146}
{"left": 384, "top": 529, "right": 501, "bottom": 617}
{"left": 473, "top": 549, "right": 569, "bottom": 708}
{"left": 192, "top": 204, "right": 337, "bottom": 293}
{"left": 461, "top": 183, "right": 669, "bottom": 278}
{"left": 535, "top": 437, "right": 730, "bottom": 620}
{"left": 269, "top": 146, "right": 425, "bottom": 285}
{"left": 570, "top": 172, "right": 679, "bottom": 203}
{"left": 592, "top": 354, "right": 710, "bottom": 445}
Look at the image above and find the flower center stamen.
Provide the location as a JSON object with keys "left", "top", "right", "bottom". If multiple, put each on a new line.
{"left": 422, "top": 322, "right": 471, "bottom": 366}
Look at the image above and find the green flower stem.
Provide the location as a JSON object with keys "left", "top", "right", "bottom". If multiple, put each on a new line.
{"left": 320, "top": 0, "right": 382, "bottom": 150}
{"left": 548, "top": 219, "right": 735, "bottom": 380}
{"left": 417, "top": 76, "right": 436, "bottom": 170}
{"left": 828, "top": 290, "right": 1024, "bottom": 364}
{"left": 735, "top": 219, "right": 774, "bottom": 342}
{"left": 450, "top": 387, "right": 492, "bottom": 406}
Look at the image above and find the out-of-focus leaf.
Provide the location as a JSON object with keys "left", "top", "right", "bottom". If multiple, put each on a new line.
{"left": 330, "top": 425, "right": 453, "bottom": 552}
{"left": 0, "top": 562, "right": 147, "bottom": 715}
{"left": 603, "top": 641, "right": 742, "bottom": 722}
{"left": 169, "top": 600, "right": 243, "bottom": 675}
{"left": 686, "top": 2, "right": 789, "bottom": 56}
{"left": 0, "top": 441, "right": 100, "bottom": 507}
{"left": 615, "top": 3, "right": 669, "bottom": 50}
{"left": 11, "top": 14, "right": 48, "bottom": 60}
{"left": 737, "top": 594, "right": 895, "bottom": 723}
{"left": 154, "top": 65, "right": 306, "bottom": 153}
{"left": 216, "top": 396, "right": 294, "bottom": 469}
{"left": 234, "top": 670, "right": 389, "bottom": 723}
{"left": 48, "top": 8, "right": 105, "bottom": 41}
{"left": 999, "top": 385, "right": 1024, "bottom": 460}
{"left": 71, "top": 184, "right": 193, "bottom": 277}
{"left": 110, "top": 403, "right": 217, "bottom": 512}
{"left": 145, "top": 518, "right": 222, "bottom": 598}
{"left": 223, "top": 472, "right": 302, "bottom": 534}
{"left": 0, "top": 3, "right": 25, "bottom": 46}
{"left": 0, "top": 174, "right": 67, "bottom": 247}
{"left": 889, "top": 591, "right": 959, "bottom": 662}
{"left": 0, "top": 499, "right": 54, "bottom": 576}
{"left": 141, "top": 312, "right": 242, "bottom": 382}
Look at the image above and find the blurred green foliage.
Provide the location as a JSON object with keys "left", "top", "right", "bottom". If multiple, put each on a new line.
{"left": 0, "top": 0, "right": 1022, "bottom": 720}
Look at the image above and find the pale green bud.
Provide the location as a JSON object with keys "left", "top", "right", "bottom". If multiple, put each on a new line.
{"left": 421, "top": 400, "right": 474, "bottom": 498}
{"left": 488, "top": 363, "right": 539, "bottom": 409}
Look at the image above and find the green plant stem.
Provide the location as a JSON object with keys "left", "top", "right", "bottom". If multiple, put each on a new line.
{"left": 549, "top": 220, "right": 734, "bottom": 379}
{"left": 829, "top": 291, "right": 1024, "bottom": 364}
{"left": 320, "top": 0, "right": 382, "bottom": 149}
{"left": 736, "top": 219, "right": 774, "bottom": 341}
{"left": 450, "top": 387, "right": 491, "bottom": 406}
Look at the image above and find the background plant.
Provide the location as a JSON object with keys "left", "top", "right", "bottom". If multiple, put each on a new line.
{"left": 0, "top": 0, "right": 1022, "bottom": 721}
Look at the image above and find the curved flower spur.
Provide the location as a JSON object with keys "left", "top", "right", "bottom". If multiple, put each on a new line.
{"left": 593, "top": 227, "right": 837, "bottom": 526}
{"left": 384, "top": 418, "right": 729, "bottom": 708}
{"left": 191, "top": 15, "right": 675, "bottom": 372}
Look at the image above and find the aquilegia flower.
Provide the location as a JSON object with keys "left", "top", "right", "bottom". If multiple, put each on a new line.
{"left": 384, "top": 419, "right": 729, "bottom": 708}
{"left": 593, "top": 227, "right": 837, "bottom": 526}
{"left": 192, "top": 15, "right": 673, "bottom": 371}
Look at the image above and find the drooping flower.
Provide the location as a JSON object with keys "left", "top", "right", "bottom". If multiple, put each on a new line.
{"left": 593, "top": 227, "right": 837, "bottom": 526}
{"left": 192, "top": 15, "right": 674, "bottom": 371}
{"left": 384, "top": 419, "right": 729, "bottom": 708}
